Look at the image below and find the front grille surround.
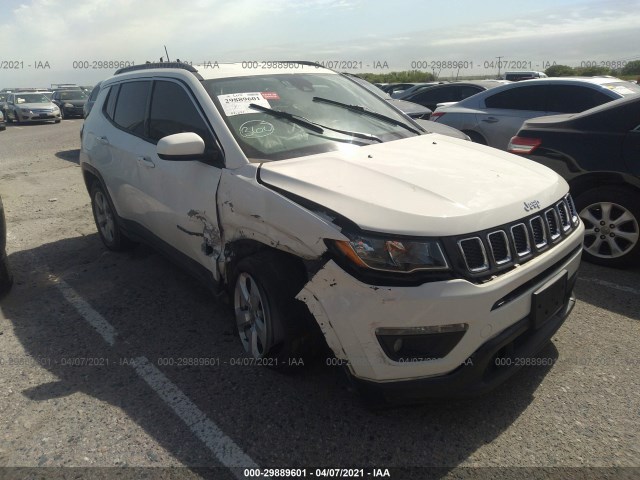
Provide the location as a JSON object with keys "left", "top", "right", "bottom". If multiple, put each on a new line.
{"left": 451, "top": 194, "right": 579, "bottom": 281}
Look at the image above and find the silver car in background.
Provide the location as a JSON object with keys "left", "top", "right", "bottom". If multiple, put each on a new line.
{"left": 431, "top": 77, "right": 640, "bottom": 149}
{"left": 5, "top": 92, "right": 62, "bottom": 124}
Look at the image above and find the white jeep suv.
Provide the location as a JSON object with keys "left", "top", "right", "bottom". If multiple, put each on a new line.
{"left": 80, "top": 62, "right": 584, "bottom": 401}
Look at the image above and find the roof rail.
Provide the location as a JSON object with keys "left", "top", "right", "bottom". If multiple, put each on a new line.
{"left": 115, "top": 62, "right": 200, "bottom": 75}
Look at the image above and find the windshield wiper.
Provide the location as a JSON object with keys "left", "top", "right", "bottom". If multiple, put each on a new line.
{"left": 249, "top": 103, "right": 382, "bottom": 143}
{"left": 312, "top": 96, "right": 421, "bottom": 135}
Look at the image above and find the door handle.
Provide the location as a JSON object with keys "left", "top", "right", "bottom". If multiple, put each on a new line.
{"left": 482, "top": 117, "right": 499, "bottom": 123}
{"left": 97, "top": 136, "right": 109, "bottom": 145}
{"left": 137, "top": 156, "right": 155, "bottom": 168}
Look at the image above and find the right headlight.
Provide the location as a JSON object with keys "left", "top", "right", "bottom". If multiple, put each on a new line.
{"left": 332, "top": 231, "right": 449, "bottom": 273}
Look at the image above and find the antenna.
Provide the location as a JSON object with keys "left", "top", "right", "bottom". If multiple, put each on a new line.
{"left": 164, "top": 46, "right": 170, "bottom": 62}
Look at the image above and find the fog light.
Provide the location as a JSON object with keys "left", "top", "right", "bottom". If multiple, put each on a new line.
{"left": 376, "top": 324, "right": 468, "bottom": 362}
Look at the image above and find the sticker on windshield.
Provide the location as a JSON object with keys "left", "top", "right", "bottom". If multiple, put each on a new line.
{"left": 605, "top": 85, "right": 636, "bottom": 95}
{"left": 218, "top": 92, "right": 270, "bottom": 116}
{"left": 239, "top": 120, "right": 275, "bottom": 138}
{"left": 261, "top": 91, "right": 280, "bottom": 100}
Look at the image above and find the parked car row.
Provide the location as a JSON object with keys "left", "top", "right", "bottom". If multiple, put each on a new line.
{"left": 431, "top": 77, "right": 640, "bottom": 149}
{"left": 0, "top": 84, "right": 91, "bottom": 124}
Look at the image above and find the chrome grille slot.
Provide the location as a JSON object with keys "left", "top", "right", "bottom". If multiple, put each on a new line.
{"left": 566, "top": 194, "right": 579, "bottom": 225}
{"left": 458, "top": 237, "right": 489, "bottom": 272}
{"left": 510, "top": 223, "right": 531, "bottom": 257}
{"left": 487, "top": 231, "right": 511, "bottom": 265}
{"left": 530, "top": 216, "right": 547, "bottom": 248}
{"left": 545, "top": 208, "right": 561, "bottom": 241}
{"left": 453, "top": 194, "right": 577, "bottom": 277}
{"left": 556, "top": 200, "right": 571, "bottom": 232}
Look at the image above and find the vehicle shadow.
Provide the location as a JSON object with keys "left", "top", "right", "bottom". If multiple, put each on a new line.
{"left": 1, "top": 234, "right": 559, "bottom": 478}
{"left": 55, "top": 149, "right": 80, "bottom": 165}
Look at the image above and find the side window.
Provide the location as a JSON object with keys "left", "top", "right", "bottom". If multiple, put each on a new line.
{"left": 112, "top": 81, "right": 151, "bottom": 136}
{"left": 148, "top": 80, "right": 215, "bottom": 152}
{"left": 414, "top": 86, "right": 456, "bottom": 104}
{"left": 484, "top": 86, "right": 547, "bottom": 111}
{"left": 545, "top": 85, "right": 612, "bottom": 113}
{"left": 458, "top": 86, "right": 482, "bottom": 101}
{"left": 103, "top": 84, "right": 120, "bottom": 120}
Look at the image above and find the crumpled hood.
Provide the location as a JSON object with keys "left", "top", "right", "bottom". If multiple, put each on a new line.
{"left": 259, "top": 135, "right": 569, "bottom": 236}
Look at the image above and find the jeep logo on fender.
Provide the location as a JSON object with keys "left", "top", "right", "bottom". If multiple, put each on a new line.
{"left": 523, "top": 200, "right": 541, "bottom": 212}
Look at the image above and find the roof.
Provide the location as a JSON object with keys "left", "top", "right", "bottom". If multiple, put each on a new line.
{"left": 113, "top": 61, "right": 336, "bottom": 81}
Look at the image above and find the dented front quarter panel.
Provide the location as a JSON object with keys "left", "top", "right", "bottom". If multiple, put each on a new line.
{"left": 298, "top": 226, "right": 583, "bottom": 383}
{"left": 217, "top": 163, "right": 346, "bottom": 265}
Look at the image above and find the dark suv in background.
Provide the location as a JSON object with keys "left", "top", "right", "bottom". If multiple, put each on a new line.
{"left": 52, "top": 89, "right": 88, "bottom": 118}
{"left": 509, "top": 95, "right": 640, "bottom": 268}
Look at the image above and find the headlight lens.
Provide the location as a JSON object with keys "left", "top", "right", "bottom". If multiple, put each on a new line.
{"left": 20, "top": 108, "right": 31, "bottom": 113}
{"left": 63, "top": 103, "right": 74, "bottom": 108}
{"left": 334, "top": 232, "right": 449, "bottom": 273}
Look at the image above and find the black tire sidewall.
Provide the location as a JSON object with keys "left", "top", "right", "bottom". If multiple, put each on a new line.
{"left": 90, "top": 182, "right": 127, "bottom": 251}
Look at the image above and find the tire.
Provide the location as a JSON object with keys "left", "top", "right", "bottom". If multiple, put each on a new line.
{"left": 463, "top": 130, "right": 487, "bottom": 145}
{"left": 0, "top": 254, "right": 12, "bottom": 298}
{"left": 60, "top": 108, "right": 65, "bottom": 120}
{"left": 230, "top": 250, "right": 322, "bottom": 371}
{"left": 574, "top": 186, "right": 640, "bottom": 268}
{"left": 54, "top": 119, "right": 61, "bottom": 124}
{"left": 12, "top": 110, "right": 20, "bottom": 124}
{"left": 90, "top": 182, "right": 136, "bottom": 251}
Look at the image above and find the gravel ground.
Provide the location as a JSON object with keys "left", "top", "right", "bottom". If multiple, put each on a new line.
{"left": 0, "top": 120, "right": 638, "bottom": 480}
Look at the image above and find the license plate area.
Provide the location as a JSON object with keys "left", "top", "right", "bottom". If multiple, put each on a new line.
{"left": 531, "top": 270, "right": 567, "bottom": 329}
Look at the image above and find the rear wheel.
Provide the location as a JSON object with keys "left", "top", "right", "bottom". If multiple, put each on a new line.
{"left": 575, "top": 187, "right": 640, "bottom": 267}
{"left": 463, "top": 130, "right": 487, "bottom": 145}
{"left": 231, "top": 250, "right": 322, "bottom": 370}
{"left": 90, "top": 182, "right": 136, "bottom": 251}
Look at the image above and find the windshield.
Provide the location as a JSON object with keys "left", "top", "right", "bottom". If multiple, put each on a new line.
{"left": 16, "top": 94, "right": 50, "bottom": 104}
{"left": 203, "top": 72, "right": 420, "bottom": 161}
{"left": 59, "top": 90, "right": 88, "bottom": 100}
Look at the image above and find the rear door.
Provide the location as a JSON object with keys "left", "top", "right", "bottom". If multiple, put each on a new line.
{"left": 476, "top": 85, "right": 548, "bottom": 149}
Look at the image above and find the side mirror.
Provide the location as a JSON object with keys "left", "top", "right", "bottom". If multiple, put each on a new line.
{"left": 157, "top": 132, "right": 205, "bottom": 160}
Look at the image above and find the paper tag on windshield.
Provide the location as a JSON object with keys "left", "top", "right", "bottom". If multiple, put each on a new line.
{"left": 218, "top": 92, "right": 270, "bottom": 116}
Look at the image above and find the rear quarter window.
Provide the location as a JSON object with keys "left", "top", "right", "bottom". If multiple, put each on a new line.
{"left": 484, "top": 86, "right": 548, "bottom": 111}
{"left": 545, "top": 85, "right": 612, "bottom": 113}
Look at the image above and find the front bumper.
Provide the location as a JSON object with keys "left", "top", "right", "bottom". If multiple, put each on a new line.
{"left": 297, "top": 223, "right": 583, "bottom": 392}
{"left": 18, "top": 112, "right": 61, "bottom": 122}
{"left": 62, "top": 106, "right": 84, "bottom": 117}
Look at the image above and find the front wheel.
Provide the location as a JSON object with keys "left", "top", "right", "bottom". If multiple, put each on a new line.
{"left": 575, "top": 187, "right": 640, "bottom": 267}
{"left": 231, "top": 250, "right": 322, "bottom": 370}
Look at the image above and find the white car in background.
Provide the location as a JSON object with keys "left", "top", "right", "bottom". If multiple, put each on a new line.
{"left": 431, "top": 77, "right": 640, "bottom": 149}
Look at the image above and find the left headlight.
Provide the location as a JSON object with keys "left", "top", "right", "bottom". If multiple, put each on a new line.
{"left": 332, "top": 231, "right": 449, "bottom": 273}
{"left": 63, "top": 103, "right": 74, "bottom": 108}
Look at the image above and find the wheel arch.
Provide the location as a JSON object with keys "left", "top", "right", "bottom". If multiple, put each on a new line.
{"left": 569, "top": 172, "right": 640, "bottom": 198}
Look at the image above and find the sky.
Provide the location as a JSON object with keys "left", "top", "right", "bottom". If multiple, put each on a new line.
{"left": 1, "top": 0, "right": 639, "bottom": 87}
